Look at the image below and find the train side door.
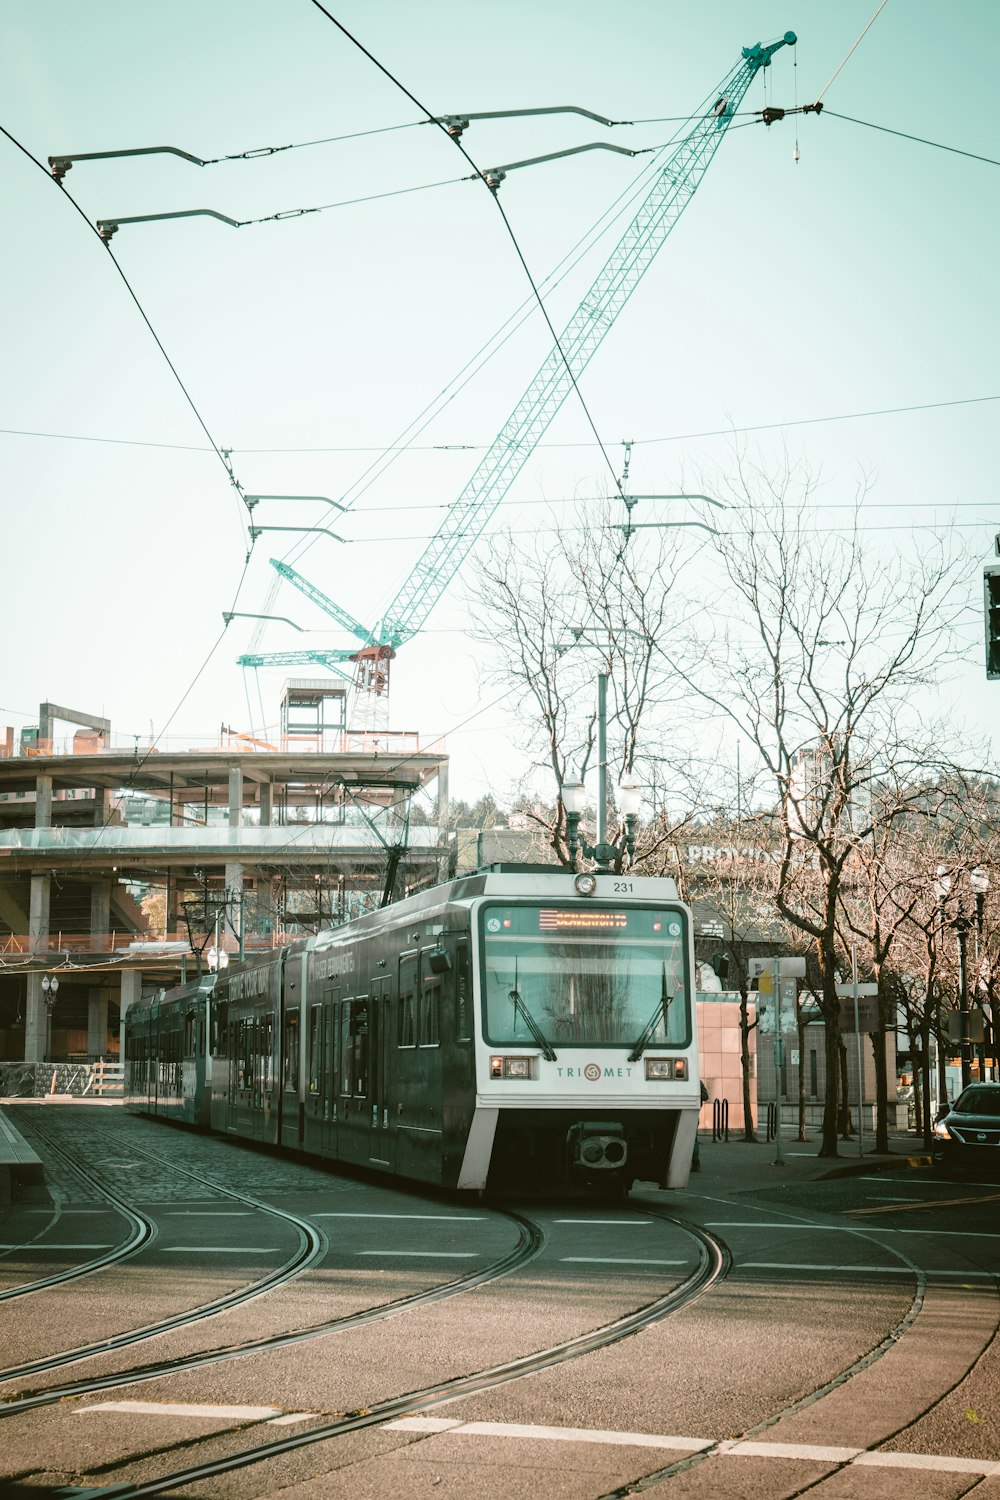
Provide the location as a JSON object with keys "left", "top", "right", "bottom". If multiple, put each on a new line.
{"left": 368, "top": 978, "right": 393, "bottom": 1165}
{"left": 226, "top": 1012, "right": 240, "bottom": 1131}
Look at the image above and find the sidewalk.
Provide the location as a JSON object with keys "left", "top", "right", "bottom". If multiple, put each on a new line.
{"left": 688, "top": 1127, "right": 932, "bottom": 1196}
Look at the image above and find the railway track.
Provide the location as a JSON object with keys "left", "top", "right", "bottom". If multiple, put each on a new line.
{"left": 0, "top": 1129, "right": 545, "bottom": 1416}
{"left": 54, "top": 1209, "right": 729, "bottom": 1499}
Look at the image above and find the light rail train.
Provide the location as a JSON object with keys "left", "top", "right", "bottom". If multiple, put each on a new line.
{"left": 125, "top": 866, "right": 701, "bottom": 1195}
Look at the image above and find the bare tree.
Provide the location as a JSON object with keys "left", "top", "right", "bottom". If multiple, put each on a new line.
{"left": 470, "top": 500, "right": 708, "bottom": 865}
{"left": 677, "top": 457, "right": 974, "bottom": 1156}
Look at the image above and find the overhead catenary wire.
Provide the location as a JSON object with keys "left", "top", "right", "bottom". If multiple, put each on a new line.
{"left": 5, "top": 391, "right": 998, "bottom": 457}
{"left": 305, "top": 0, "right": 627, "bottom": 505}
{"left": 813, "top": 0, "right": 890, "bottom": 105}
{"left": 823, "top": 111, "right": 1000, "bottom": 170}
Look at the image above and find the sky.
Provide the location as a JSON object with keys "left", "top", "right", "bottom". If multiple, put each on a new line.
{"left": 2, "top": 1, "right": 998, "bottom": 809}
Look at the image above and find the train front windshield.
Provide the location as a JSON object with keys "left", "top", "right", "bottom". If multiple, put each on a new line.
{"left": 480, "top": 903, "right": 691, "bottom": 1049}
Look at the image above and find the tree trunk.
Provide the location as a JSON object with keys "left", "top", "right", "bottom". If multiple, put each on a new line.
{"left": 839, "top": 1036, "right": 852, "bottom": 1140}
{"left": 739, "top": 991, "right": 757, "bottom": 1142}
{"left": 872, "top": 1028, "right": 889, "bottom": 1153}
{"left": 797, "top": 1010, "right": 807, "bottom": 1141}
{"left": 820, "top": 1009, "right": 841, "bottom": 1157}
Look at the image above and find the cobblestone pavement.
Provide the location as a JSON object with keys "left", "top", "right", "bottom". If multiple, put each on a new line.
{"left": 5, "top": 1104, "right": 362, "bottom": 1205}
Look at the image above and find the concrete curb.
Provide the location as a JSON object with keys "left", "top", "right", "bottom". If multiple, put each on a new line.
{"left": 819, "top": 1152, "right": 933, "bottom": 1181}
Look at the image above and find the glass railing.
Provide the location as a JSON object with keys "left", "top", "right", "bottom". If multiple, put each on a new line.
{"left": 0, "top": 825, "right": 443, "bottom": 851}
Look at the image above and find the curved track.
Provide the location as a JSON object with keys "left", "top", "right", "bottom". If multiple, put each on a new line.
{"left": 50, "top": 1209, "right": 728, "bottom": 1499}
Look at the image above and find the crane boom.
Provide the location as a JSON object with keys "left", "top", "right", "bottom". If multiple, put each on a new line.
{"left": 376, "top": 32, "right": 795, "bottom": 647}
{"left": 240, "top": 33, "right": 795, "bottom": 682}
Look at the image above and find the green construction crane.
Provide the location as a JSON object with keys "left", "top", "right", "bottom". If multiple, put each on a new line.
{"left": 239, "top": 32, "right": 797, "bottom": 696}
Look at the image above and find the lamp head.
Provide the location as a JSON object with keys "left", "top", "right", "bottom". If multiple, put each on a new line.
{"left": 970, "top": 865, "right": 990, "bottom": 896}
{"left": 562, "top": 777, "right": 585, "bottom": 816}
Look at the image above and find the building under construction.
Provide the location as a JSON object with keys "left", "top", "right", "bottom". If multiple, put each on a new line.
{"left": 0, "top": 689, "right": 448, "bottom": 1065}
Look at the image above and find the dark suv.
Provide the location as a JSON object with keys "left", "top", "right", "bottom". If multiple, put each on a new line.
{"left": 932, "top": 1083, "right": 1000, "bottom": 1178}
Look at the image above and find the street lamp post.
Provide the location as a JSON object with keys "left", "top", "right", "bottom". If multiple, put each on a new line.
{"left": 970, "top": 865, "right": 992, "bottom": 1081}
{"left": 563, "top": 773, "right": 641, "bottom": 872}
{"left": 933, "top": 865, "right": 990, "bottom": 1094}
{"left": 41, "top": 974, "right": 60, "bottom": 1062}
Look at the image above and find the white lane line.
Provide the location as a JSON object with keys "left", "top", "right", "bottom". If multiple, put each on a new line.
{"left": 854, "top": 1452, "right": 1000, "bottom": 1476}
{"left": 866, "top": 1196, "right": 924, "bottom": 1202}
{"left": 79, "top": 1401, "right": 283, "bottom": 1420}
{"left": 554, "top": 1220, "right": 651, "bottom": 1226}
{"left": 707, "top": 1222, "right": 1000, "bottom": 1239}
{"left": 312, "top": 1213, "right": 486, "bottom": 1221}
{"left": 162, "top": 1212, "right": 254, "bottom": 1217}
{"left": 157, "top": 1246, "right": 281, "bottom": 1254}
{"left": 0, "top": 1243, "right": 113, "bottom": 1250}
{"left": 722, "top": 1440, "right": 860, "bottom": 1462}
{"left": 384, "top": 1419, "right": 1000, "bottom": 1476}
{"left": 358, "top": 1251, "right": 477, "bottom": 1259}
{"left": 560, "top": 1258, "right": 689, "bottom": 1266}
{"left": 387, "top": 1418, "right": 711, "bottom": 1452}
{"left": 741, "top": 1262, "right": 995, "bottom": 1277}
{"left": 268, "top": 1412, "right": 319, "bottom": 1425}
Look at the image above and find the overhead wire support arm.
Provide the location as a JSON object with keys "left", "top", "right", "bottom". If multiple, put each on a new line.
{"left": 96, "top": 208, "right": 241, "bottom": 242}
{"left": 470, "top": 141, "right": 646, "bottom": 193}
{"left": 435, "top": 104, "right": 631, "bottom": 138}
{"left": 49, "top": 145, "right": 209, "bottom": 182}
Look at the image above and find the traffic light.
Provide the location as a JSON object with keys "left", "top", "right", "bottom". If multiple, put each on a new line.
{"left": 985, "top": 565, "right": 1000, "bottom": 680}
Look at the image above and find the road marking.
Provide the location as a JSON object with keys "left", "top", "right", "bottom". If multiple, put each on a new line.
{"left": 741, "top": 1262, "right": 995, "bottom": 1278}
{"left": 358, "top": 1250, "right": 477, "bottom": 1259}
{"left": 157, "top": 1246, "right": 280, "bottom": 1254}
{"left": 708, "top": 1222, "right": 1000, "bottom": 1239}
{"left": 0, "top": 1243, "right": 113, "bottom": 1250}
{"left": 560, "top": 1258, "right": 688, "bottom": 1266}
{"left": 554, "top": 1220, "right": 651, "bottom": 1226}
{"left": 866, "top": 1196, "right": 924, "bottom": 1202}
{"left": 848, "top": 1191, "right": 1000, "bottom": 1216}
{"left": 383, "top": 1419, "right": 1000, "bottom": 1476}
{"left": 79, "top": 1401, "right": 283, "bottom": 1420}
{"left": 387, "top": 1417, "right": 711, "bottom": 1452}
{"left": 162, "top": 1211, "right": 254, "bottom": 1217}
{"left": 854, "top": 1452, "right": 1000, "bottom": 1475}
{"left": 721, "top": 1440, "right": 860, "bottom": 1462}
{"left": 311, "top": 1213, "right": 486, "bottom": 1221}
{"left": 268, "top": 1412, "right": 319, "bottom": 1425}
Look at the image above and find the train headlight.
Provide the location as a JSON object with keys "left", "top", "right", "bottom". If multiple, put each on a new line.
{"left": 490, "top": 1055, "right": 535, "bottom": 1080}
{"left": 645, "top": 1057, "right": 689, "bottom": 1081}
{"left": 574, "top": 873, "right": 598, "bottom": 896}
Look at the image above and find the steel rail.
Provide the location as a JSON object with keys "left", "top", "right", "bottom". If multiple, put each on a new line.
{"left": 0, "top": 1191, "right": 543, "bottom": 1414}
{"left": 0, "top": 1128, "right": 326, "bottom": 1388}
{"left": 62, "top": 1211, "right": 727, "bottom": 1499}
{"left": 0, "top": 1126, "right": 156, "bottom": 1304}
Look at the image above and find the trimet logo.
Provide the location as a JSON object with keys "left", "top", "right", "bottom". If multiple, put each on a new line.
{"left": 583, "top": 1063, "right": 602, "bottom": 1082}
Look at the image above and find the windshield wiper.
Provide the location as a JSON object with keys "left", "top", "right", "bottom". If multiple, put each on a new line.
{"left": 628, "top": 963, "right": 673, "bottom": 1063}
{"left": 509, "top": 958, "right": 557, "bottom": 1061}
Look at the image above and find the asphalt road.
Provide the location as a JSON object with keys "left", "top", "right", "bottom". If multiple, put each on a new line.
{"left": 0, "top": 1108, "right": 997, "bottom": 1500}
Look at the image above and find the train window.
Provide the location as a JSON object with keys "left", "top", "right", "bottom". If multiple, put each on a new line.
{"left": 284, "top": 1009, "right": 299, "bottom": 1092}
{"left": 418, "top": 981, "right": 440, "bottom": 1048}
{"left": 398, "top": 953, "right": 418, "bottom": 1048}
{"left": 456, "top": 941, "right": 471, "bottom": 1042}
{"left": 184, "top": 1012, "right": 196, "bottom": 1058}
{"left": 339, "top": 1002, "right": 352, "bottom": 1095}
{"left": 350, "top": 998, "right": 370, "bottom": 1095}
{"left": 308, "top": 1005, "right": 322, "bottom": 1094}
{"left": 213, "top": 1002, "right": 228, "bottom": 1055}
{"left": 262, "top": 1017, "right": 274, "bottom": 1092}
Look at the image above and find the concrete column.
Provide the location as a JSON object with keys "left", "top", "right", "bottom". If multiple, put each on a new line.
{"left": 224, "top": 862, "right": 244, "bottom": 952}
{"left": 88, "top": 985, "right": 109, "bottom": 1059}
{"left": 119, "top": 969, "right": 141, "bottom": 1062}
{"left": 90, "top": 876, "right": 111, "bottom": 950}
{"left": 259, "top": 779, "right": 273, "bottom": 828}
{"left": 228, "top": 765, "right": 243, "bottom": 827}
{"left": 436, "top": 761, "right": 449, "bottom": 831}
{"left": 24, "top": 873, "right": 51, "bottom": 1061}
{"left": 35, "top": 773, "right": 53, "bottom": 828}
